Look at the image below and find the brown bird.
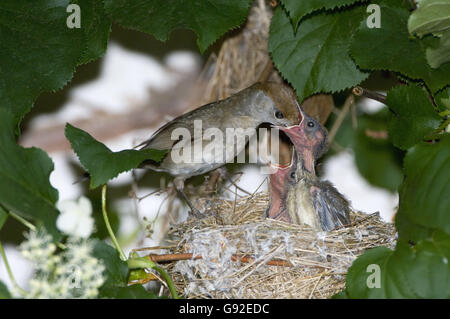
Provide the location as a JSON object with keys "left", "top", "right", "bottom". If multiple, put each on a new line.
{"left": 270, "top": 107, "right": 351, "bottom": 231}
{"left": 138, "top": 82, "right": 302, "bottom": 214}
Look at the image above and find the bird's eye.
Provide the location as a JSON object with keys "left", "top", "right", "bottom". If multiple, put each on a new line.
{"left": 290, "top": 171, "right": 296, "bottom": 180}
{"left": 275, "top": 110, "right": 284, "bottom": 119}
{"left": 307, "top": 121, "right": 315, "bottom": 127}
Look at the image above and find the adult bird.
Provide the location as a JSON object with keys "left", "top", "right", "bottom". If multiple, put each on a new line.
{"left": 138, "top": 82, "right": 302, "bottom": 215}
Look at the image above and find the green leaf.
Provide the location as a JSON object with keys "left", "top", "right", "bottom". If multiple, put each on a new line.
{"left": 331, "top": 108, "right": 404, "bottom": 192}
{"left": 345, "top": 234, "right": 450, "bottom": 298}
{"left": 426, "top": 29, "right": 450, "bottom": 68}
{"left": 0, "top": 109, "right": 59, "bottom": 239}
{"left": 386, "top": 85, "right": 442, "bottom": 150}
{"left": 408, "top": 0, "right": 450, "bottom": 37}
{"left": 0, "top": 0, "right": 111, "bottom": 125}
{"left": 74, "top": 0, "right": 112, "bottom": 64}
{"left": 103, "top": 0, "right": 252, "bottom": 53}
{"left": 269, "top": 6, "right": 368, "bottom": 102}
{"left": 280, "top": 0, "right": 364, "bottom": 30}
{"left": 353, "top": 110, "right": 404, "bottom": 192}
{"left": 0, "top": 0, "right": 84, "bottom": 124}
{"left": 435, "top": 86, "right": 450, "bottom": 111}
{"left": 65, "top": 124, "right": 167, "bottom": 188}
{"left": 396, "top": 134, "right": 450, "bottom": 241}
{"left": 0, "top": 280, "right": 11, "bottom": 299}
{"left": 350, "top": 3, "right": 450, "bottom": 93}
{"left": 331, "top": 290, "right": 350, "bottom": 299}
{"left": 345, "top": 246, "right": 395, "bottom": 298}
{"left": 99, "top": 285, "right": 158, "bottom": 299}
{"left": 93, "top": 240, "right": 129, "bottom": 288}
{"left": 0, "top": 206, "right": 7, "bottom": 231}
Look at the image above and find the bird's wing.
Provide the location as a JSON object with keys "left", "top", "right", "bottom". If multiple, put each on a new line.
{"left": 311, "top": 181, "right": 351, "bottom": 231}
{"left": 137, "top": 100, "right": 223, "bottom": 150}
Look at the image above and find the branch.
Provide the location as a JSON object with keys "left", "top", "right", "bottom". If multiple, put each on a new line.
{"left": 145, "top": 252, "right": 292, "bottom": 267}
{"left": 353, "top": 86, "right": 386, "bottom": 104}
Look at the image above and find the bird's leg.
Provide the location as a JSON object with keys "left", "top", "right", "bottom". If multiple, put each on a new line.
{"left": 204, "top": 169, "right": 222, "bottom": 194}
{"left": 173, "top": 177, "right": 203, "bottom": 219}
{"left": 217, "top": 167, "right": 252, "bottom": 195}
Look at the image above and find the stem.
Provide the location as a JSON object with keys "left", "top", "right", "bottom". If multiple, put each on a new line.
{"left": 0, "top": 241, "right": 26, "bottom": 296}
{"left": 102, "top": 185, "right": 126, "bottom": 261}
{"left": 353, "top": 86, "right": 386, "bottom": 104}
{"left": 127, "top": 257, "right": 179, "bottom": 299}
{"left": 153, "top": 265, "right": 179, "bottom": 299}
{"left": 8, "top": 212, "right": 36, "bottom": 231}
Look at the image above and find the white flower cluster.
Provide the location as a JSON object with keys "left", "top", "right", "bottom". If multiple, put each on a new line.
{"left": 20, "top": 230, "right": 105, "bottom": 299}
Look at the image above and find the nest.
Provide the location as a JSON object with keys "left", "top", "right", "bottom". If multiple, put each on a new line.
{"left": 154, "top": 192, "right": 397, "bottom": 299}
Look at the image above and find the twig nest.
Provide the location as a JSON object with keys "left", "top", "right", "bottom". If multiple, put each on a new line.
{"left": 163, "top": 192, "right": 397, "bottom": 298}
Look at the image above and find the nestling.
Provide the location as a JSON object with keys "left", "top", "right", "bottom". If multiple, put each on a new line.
{"left": 270, "top": 107, "right": 351, "bottom": 231}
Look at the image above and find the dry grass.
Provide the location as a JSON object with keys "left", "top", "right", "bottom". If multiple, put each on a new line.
{"left": 157, "top": 192, "right": 396, "bottom": 299}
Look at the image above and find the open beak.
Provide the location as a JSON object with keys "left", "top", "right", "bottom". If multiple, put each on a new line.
{"left": 278, "top": 125, "right": 305, "bottom": 149}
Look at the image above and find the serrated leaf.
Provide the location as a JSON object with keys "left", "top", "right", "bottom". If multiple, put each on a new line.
{"left": 0, "top": 280, "right": 11, "bottom": 299}
{"left": 280, "top": 0, "right": 364, "bottom": 30}
{"left": 93, "top": 240, "right": 128, "bottom": 288}
{"left": 0, "top": 109, "right": 59, "bottom": 239}
{"left": 74, "top": 0, "right": 112, "bottom": 64}
{"left": 344, "top": 234, "right": 450, "bottom": 298}
{"left": 408, "top": 0, "right": 450, "bottom": 37}
{"left": 350, "top": 3, "right": 450, "bottom": 93}
{"left": 396, "top": 134, "right": 450, "bottom": 241}
{"left": 426, "top": 29, "right": 450, "bottom": 68}
{"left": 0, "top": 0, "right": 85, "bottom": 125}
{"left": 65, "top": 124, "right": 167, "bottom": 188}
{"left": 386, "top": 85, "right": 442, "bottom": 150}
{"left": 353, "top": 110, "right": 404, "bottom": 192}
{"left": 103, "top": 0, "right": 252, "bottom": 53}
{"left": 269, "top": 6, "right": 368, "bottom": 102}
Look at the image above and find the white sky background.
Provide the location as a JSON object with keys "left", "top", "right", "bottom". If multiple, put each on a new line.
{"left": 0, "top": 43, "right": 398, "bottom": 292}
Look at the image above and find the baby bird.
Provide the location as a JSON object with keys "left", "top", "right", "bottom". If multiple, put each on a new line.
{"left": 138, "top": 82, "right": 302, "bottom": 214}
{"left": 266, "top": 161, "right": 294, "bottom": 223}
{"left": 271, "top": 107, "right": 351, "bottom": 231}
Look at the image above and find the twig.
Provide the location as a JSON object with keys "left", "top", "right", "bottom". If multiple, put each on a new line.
{"left": 308, "top": 273, "right": 323, "bottom": 299}
{"left": 145, "top": 252, "right": 292, "bottom": 267}
{"left": 328, "top": 94, "right": 354, "bottom": 143}
{"left": 353, "top": 86, "right": 386, "bottom": 104}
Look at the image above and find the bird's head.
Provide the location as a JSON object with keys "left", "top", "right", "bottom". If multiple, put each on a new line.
{"left": 275, "top": 106, "right": 328, "bottom": 174}
{"left": 266, "top": 153, "right": 297, "bottom": 221}
{"left": 250, "top": 82, "right": 302, "bottom": 128}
